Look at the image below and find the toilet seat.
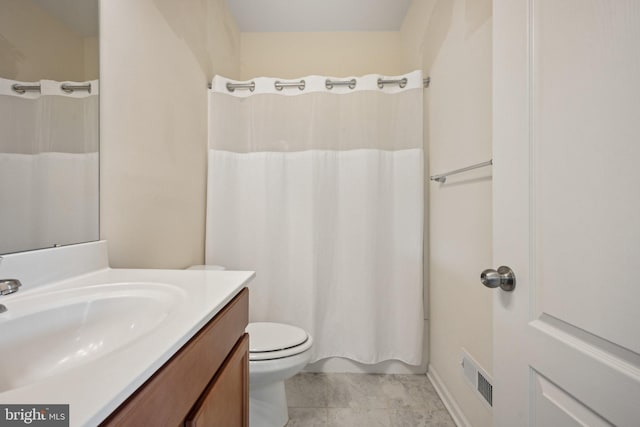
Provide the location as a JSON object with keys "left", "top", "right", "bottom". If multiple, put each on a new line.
{"left": 247, "top": 322, "right": 313, "bottom": 361}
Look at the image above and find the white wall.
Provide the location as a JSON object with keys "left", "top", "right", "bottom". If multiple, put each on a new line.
{"left": 401, "top": 0, "right": 493, "bottom": 426}
{"left": 100, "top": 0, "right": 240, "bottom": 268}
{"left": 240, "top": 32, "right": 407, "bottom": 79}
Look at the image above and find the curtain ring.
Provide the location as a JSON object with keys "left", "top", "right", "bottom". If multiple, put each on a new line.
{"left": 61, "top": 84, "right": 75, "bottom": 94}
{"left": 11, "top": 84, "right": 26, "bottom": 94}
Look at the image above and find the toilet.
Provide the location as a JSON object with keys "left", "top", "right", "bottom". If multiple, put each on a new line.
{"left": 187, "top": 265, "right": 313, "bottom": 427}
{"left": 246, "top": 322, "right": 313, "bottom": 427}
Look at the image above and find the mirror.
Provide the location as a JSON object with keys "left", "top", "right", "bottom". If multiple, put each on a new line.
{"left": 0, "top": 0, "right": 99, "bottom": 255}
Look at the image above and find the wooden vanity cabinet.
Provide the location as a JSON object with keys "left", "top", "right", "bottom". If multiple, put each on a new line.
{"left": 101, "top": 288, "right": 249, "bottom": 427}
{"left": 185, "top": 334, "right": 249, "bottom": 427}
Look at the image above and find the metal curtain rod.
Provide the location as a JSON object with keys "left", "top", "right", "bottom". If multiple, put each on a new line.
{"left": 275, "top": 80, "right": 305, "bottom": 91}
{"left": 61, "top": 83, "right": 92, "bottom": 93}
{"left": 11, "top": 83, "right": 92, "bottom": 94}
{"left": 326, "top": 78, "right": 356, "bottom": 90}
{"left": 378, "top": 77, "right": 407, "bottom": 89}
{"left": 11, "top": 84, "right": 40, "bottom": 94}
{"left": 378, "top": 77, "right": 431, "bottom": 89}
{"left": 430, "top": 159, "right": 493, "bottom": 183}
{"left": 226, "top": 82, "right": 255, "bottom": 92}
{"left": 209, "top": 77, "right": 432, "bottom": 90}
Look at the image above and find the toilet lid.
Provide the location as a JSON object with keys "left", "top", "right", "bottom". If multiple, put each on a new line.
{"left": 246, "top": 322, "right": 309, "bottom": 353}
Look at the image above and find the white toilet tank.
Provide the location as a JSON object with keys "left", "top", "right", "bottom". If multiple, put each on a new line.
{"left": 187, "top": 265, "right": 226, "bottom": 271}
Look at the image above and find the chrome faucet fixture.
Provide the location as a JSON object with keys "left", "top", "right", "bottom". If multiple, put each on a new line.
{"left": 0, "top": 279, "right": 22, "bottom": 295}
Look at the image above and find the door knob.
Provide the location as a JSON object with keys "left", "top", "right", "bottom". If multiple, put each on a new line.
{"left": 480, "top": 266, "right": 516, "bottom": 292}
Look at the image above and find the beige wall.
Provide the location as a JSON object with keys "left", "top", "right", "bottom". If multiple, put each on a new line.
{"left": 240, "top": 32, "right": 407, "bottom": 79}
{"left": 0, "top": 0, "right": 91, "bottom": 81}
{"left": 84, "top": 37, "right": 99, "bottom": 80}
{"left": 402, "top": 0, "right": 493, "bottom": 426}
{"left": 99, "top": 6, "right": 493, "bottom": 422}
{"left": 100, "top": 0, "right": 240, "bottom": 268}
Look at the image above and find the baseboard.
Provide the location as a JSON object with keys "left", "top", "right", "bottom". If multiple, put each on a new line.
{"left": 427, "top": 364, "right": 471, "bottom": 427}
{"left": 304, "top": 357, "right": 427, "bottom": 374}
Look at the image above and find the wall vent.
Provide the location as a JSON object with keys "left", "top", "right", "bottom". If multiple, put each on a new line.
{"left": 477, "top": 371, "right": 493, "bottom": 406}
{"left": 461, "top": 348, "right": 493, "bottom": 408}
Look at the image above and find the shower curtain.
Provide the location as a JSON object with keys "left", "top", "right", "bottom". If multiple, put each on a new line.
{"left": 0, "top": 77, "right": 99, "bottom": 254}
{"left": 206, "top": 72, "right": 424, "bottom": 364}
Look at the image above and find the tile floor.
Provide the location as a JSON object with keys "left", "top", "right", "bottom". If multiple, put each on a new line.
{"left": 284, "top": 373, "right": 456, "bottom": 427}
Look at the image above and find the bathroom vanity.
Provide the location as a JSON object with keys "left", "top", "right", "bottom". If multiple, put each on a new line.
{"left": 101, "top": 288, "right": 249, "bottom": 427}
{"left": 0, "top": 242, "right": 254, "bottom": 427}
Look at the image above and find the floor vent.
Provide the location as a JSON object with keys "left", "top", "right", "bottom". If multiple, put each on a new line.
{"left": 461, "top": 348, "right": 493, "bottom": 408}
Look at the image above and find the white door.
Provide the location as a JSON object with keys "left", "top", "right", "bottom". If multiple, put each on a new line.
{"left": 493, "top": 1, "right": 640, "bottom": 426}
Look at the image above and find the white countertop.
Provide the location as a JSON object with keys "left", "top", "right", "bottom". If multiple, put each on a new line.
{"left": 0, "top": 243, "right": 254, "bottom": 426}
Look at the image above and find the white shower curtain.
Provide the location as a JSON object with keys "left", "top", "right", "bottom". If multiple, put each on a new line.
{"left": 0, "top": 78, "right": 99, "bottom": 254}
{"left": 206, "top": 72, "right": 424, "bottom": 365}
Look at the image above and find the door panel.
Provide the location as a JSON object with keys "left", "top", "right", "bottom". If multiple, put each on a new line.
{"left": 493, "top": 1, "right": 640, "bottom": 426}
{"left": 533, "top": 0, "right": 640, "bottom": 354}
{"left": 532, "top": 372, "right": 613, "bottom": 427}
{"left": 529, "top": 318, "right": 640, "bottom": 427}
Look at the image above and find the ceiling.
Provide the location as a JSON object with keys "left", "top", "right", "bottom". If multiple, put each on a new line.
{"left": 227, "top": 0, "right": 412, "bottom": 32}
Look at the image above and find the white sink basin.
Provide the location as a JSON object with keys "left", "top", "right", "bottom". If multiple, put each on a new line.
{"left": 0, "top": 282, "right": 185, "bottom": 393}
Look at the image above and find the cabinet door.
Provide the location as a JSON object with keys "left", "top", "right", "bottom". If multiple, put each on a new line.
{"left": 185, "top": 333, "right": 249, "bottom": 427}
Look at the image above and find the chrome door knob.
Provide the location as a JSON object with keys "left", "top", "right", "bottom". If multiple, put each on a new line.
{"left": 481, "top": 266, "right": 516, "bottom": 292}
